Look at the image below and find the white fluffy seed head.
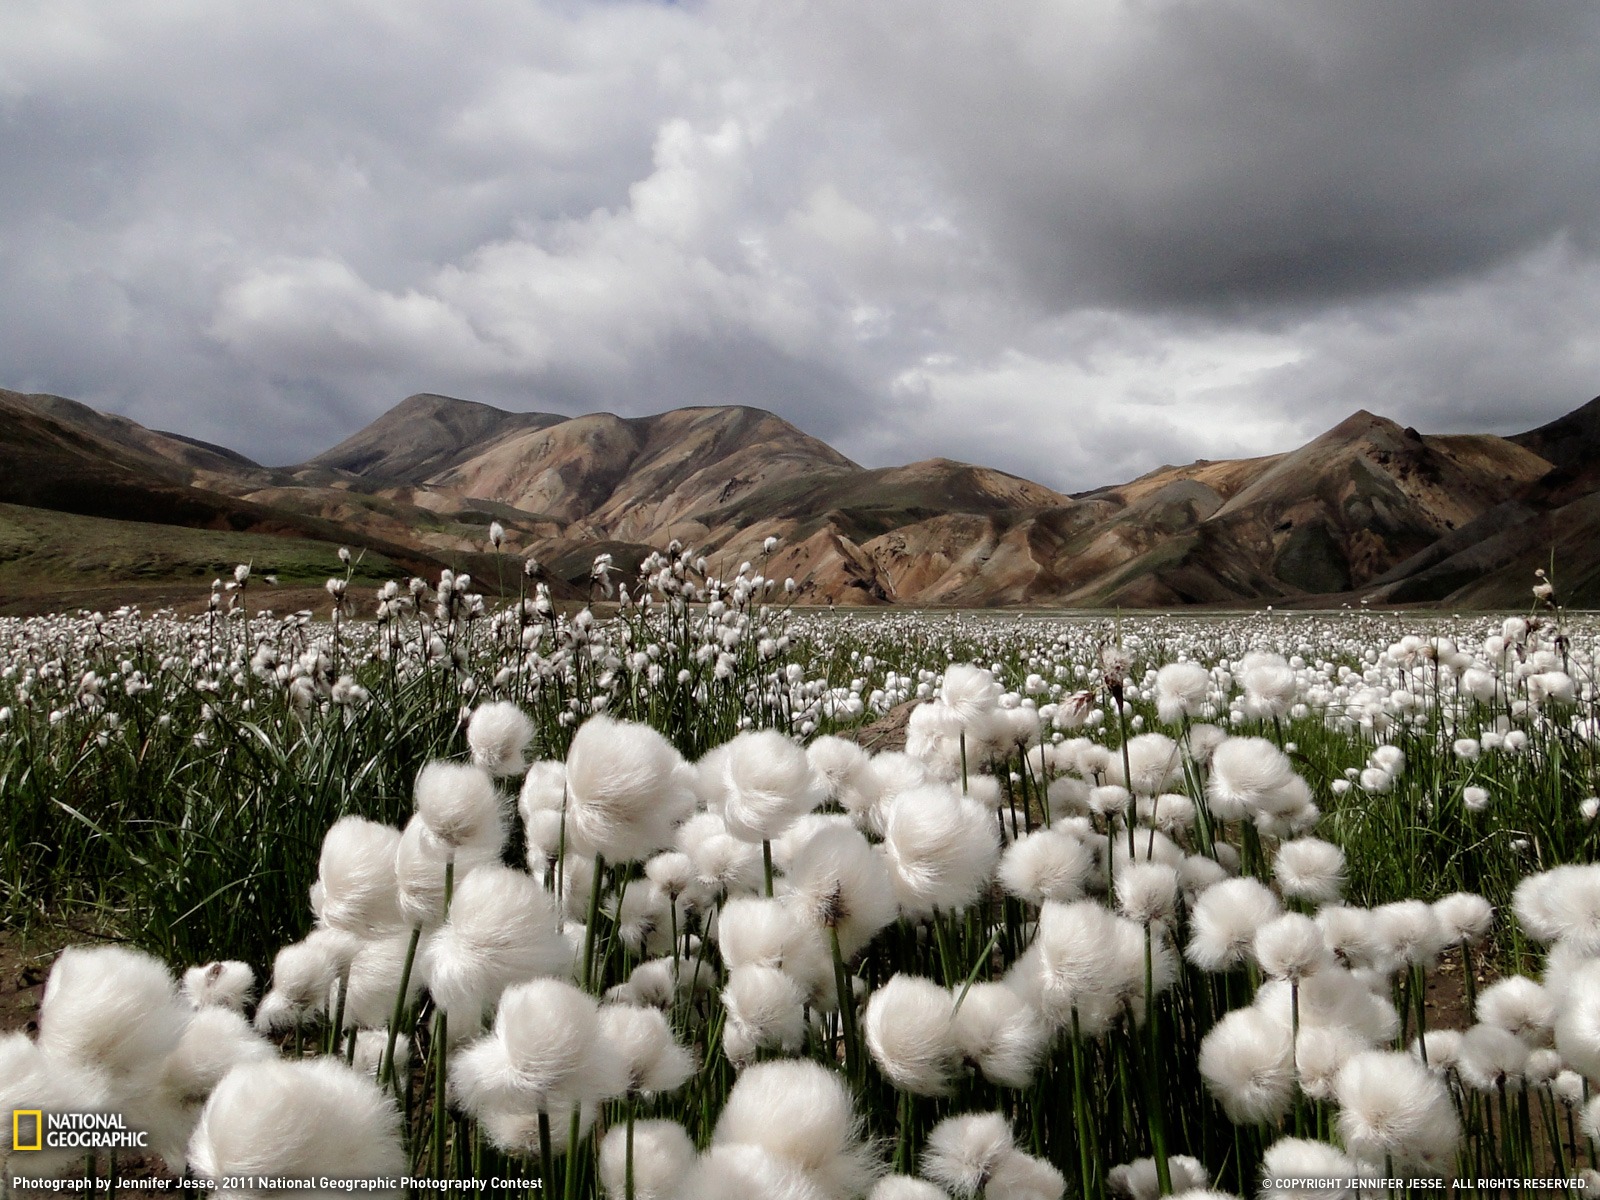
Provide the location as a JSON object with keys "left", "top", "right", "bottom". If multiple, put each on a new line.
{"left": 394, "top": 811, "right": 505, "bottom": 930}
{"left": 852, "top": 751, "right": 935, "bottom": 836}
{"left": 1036, "top": 899, "right": 1120, "bottom": 1020}
{"left": 881, "top": 784, "right": 1001, "bottom": 920}
{"left": 413, "top": 760, "right": 504, "bottom": 851}
{"left": 964, "top": 774, "right": 1004, "bottom": 815}
{"left": 1115, "top": 862, "right": 1180, "bottom": 927}
{"left": 720, "top": 729, "right": 828, "bottom": 843}
{"left": 722, "top": 964, "right": 808, "bottom": 1065}
{"left": 467, "top": 701, "right": 535, "bottom": 777}
{"left": 313, "top": 816, "right": 405, "bottom": 938}
{"left": 1315, "top": 905, "right": 1379, "bottom": 971}
{"left": 1240, "top": 651, "right": 1297, "bottom": 719}
{"left": 1335, "top": 1050, "right": 1461, "bottom": 1171}
{"left": 1254, "top": 969, "right": 1398, "bottom": 1046}
{"left": 622, "top": 955, "right": 712, "bottom": 1009}
{"left": 181, "top": 961, "right": 256, "bottom": 1012}
{"left": 785, "top": 823, "right": 899, "bottom": 958}
{"left": 39, "top": 945, "right": 190, "bottom": 1088}
{"left": 644, "top": 850, "right": 697, "bottom": 901}
{"left": 1178, "top": 854, "right": 1231, "bottom": 903}
{"left": 1045, "top": 775, "right": 1091, "bottom": 820}
{"left": 862, "top": 974, "right": 960, "bottom": 1096}
{"left": 254, "top": 930, "right": 356, "bottom": 1032}
{"left": 597, "top": 1003, "right": 696, "bottom": 1096}
{"left": 160, "top": 1005, "right": 276, "bottom": 1110}
{"left": 1371, "top": 900, "right": 1448, "bottom": 971}
{"left": 1516, "top": 865, "right": 1600, "bottom": 952}
{"left": 1206, "top": 737, "right": 1298, "bottom": 820}
{"left": 1140, "top": 792, "right": 1196, "bottom": 834}
{"left": 808, "top": 735, "right": 875, "bottom": 809}
{"left": 599, "top": 1119, "right": 696, "bottom": 1200}
{"left": 1, "top": 1032, "right": 109, "bottom": 1162}
{"left": 1477, "top": 975, "right": 1554, "bottom": 1044}
{"left": 353, "top": 1030, "right": 409, "bottom": 1079}
{"left": 939, "top": 664, "right": 1003, "bottom": 730}
{"left": 870, "top": 1178, "right": 951, "bottom": 1200}
{"left": 999, "top": 830, "right": 1094, "bottom": 906}
{"left": 1433, "top": 892, "right": 1494, "bottom": 945}
{"left": 950, "top": 982, "right": 1048, "bottom": 1090}
{"left": 1293, "top": 1025, "right": 1367, "bottom": 1102}
{"left": 684, "top": 1144, "right": 831, "bottom": 1200}
{"left": 922, "top": 1112, "right": 1015, "bottom": 1195}
{"left": 1088, "top": 784, "right": 1132, "bottom": 818}
{"left": 712, "top": 1059, "right": 879, "bottom": 1200}
{"left": 1115, "top": 733, "right": 1181, "bottom": 796}
{"left": 1274, "top": 839, "right": 1347, "bottom": 905}
{"left": 518, "top": 761, "right": 571, "bottom": 862}
{"left": 716, "top": 896, "right": 834, "bottom": 1009}
{"left": 1259, "top": 1139, "right": 1365, "bottom": 1200}
{"left": 339, "top": 933, "right": 425, "bottom": 1032}
{"left": 691, "top": 829, "right": 765, "bottom": 898}
{"left": 1155, "top": 661, "right": 1210, "bottom": 724}
{"left": 1553, "top": 1069, "right": 1588, "bottom": 1108}
{"left": 1552, "top": 959, "right": 1600, "bottom": 1080}
{"left": 905, "top": 700, "right": 967, "bottom": 778}
{"left": 1456, "top": 1023, "right": 1531, "bottom": 1092}
{"left": 718, "top": 894, "right": 823, "bottom": 969}
{"left": 475, "top": 1096, "right": 597, "bottom": 1161}
{"left": 985, "top": 1148, "right": 1066, "bottom": 1200}
{"left": 566, "top": 715, "right": 695, "bottom": 862}
{"left": 1412, "top": 1030, "right": 1464, "bottom": 1073}
{"left": 1255, "top": 913, "right": 1334, "bottom": 982}
{"left": 1198, "top": 1006, "right": 1295, "bottom": 1125}
{"left": 451, "top": 978, "right": 621, "bottom": 1114}
{"left": 1108, "top": 1155, "right": 1210, "bottom": 1200}
{"left": 188, "top": 1058, "right": 405, "bottom": 1192}
{"left": 1186, "top": 877, "right": 1281, "bottom": 972}
{"left": 421, "top": 866, "right": 568, "bottom": 1027}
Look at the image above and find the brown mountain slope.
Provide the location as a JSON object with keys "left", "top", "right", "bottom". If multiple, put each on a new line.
{"left": 1362, "top": 396, "right": 1600, "bottom": 607}
{"left": 10, "top": 385, "right": 1600, "bottom": 609}
{"left": 0, "top": 392, "right": 445, "bottom": 581}
{"left": 387, "top": 404, "right": 862, "bottom": 539}
{"left": 5, "top": 390, "right": 265, "bottom": 479}
{"left": 304, "top": 392, "right": 567, "bottom": 484}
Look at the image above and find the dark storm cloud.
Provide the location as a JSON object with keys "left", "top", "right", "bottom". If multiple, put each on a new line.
{"left": 785, "top": 0, "right": 1600, "bottom": 310}
{"left": 2, "top": 1, "right": 1599, "bottom": 489}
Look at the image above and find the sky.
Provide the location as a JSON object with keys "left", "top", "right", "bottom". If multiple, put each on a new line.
{"left": 3, "top": 0, "right": 1600, "bottom": 491}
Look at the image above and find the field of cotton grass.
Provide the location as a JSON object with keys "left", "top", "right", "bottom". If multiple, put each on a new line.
{"left": 4, "top": 541, "right": 1600, "bottom": 1199}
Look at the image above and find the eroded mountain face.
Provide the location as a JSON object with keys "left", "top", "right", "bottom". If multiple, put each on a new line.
{"left": 6, "top": 386, "right": 1599, "bottom": 607}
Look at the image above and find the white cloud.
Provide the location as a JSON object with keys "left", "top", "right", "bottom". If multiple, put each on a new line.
{"left": 1, "top": 0, "right": 1598, "bottom": 480}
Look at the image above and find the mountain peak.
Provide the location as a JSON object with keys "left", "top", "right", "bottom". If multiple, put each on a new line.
{"left": 303, "top": 394, "right": 565, "bottom": 483}
{"left": 1323, "top": 408, "right": 1398, "bottom": 439}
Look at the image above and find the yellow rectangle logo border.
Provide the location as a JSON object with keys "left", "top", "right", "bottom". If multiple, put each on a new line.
{"left": 13, "top": 1109, "right": 43, "bottom": 1152}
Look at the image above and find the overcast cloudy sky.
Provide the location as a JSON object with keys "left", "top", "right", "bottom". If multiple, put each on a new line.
{"left": 4, "top": 1, "right": 1599, "bottom": 489}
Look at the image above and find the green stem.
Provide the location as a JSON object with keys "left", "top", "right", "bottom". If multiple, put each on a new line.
{"left": 581, "top": 852, "right": 606, "bottom": 992}
{"left": 830, "top": 923, "right": 860, "bottom": 1085}
{"left": 626, "top": 1098, "right": 637, "bottom": 1200}
{"left": 431, "top": 1009, "right": 449, "bottom": 1178}
{"left": 563, "top": 1105, "right": 583, "bottom": 1200}
{"left": 380, "top": 925, "right": 422, "bottom": 1090}
{"left": 1070, "top": 1010, "right": 1096, "bottom": 1200}
{"left": 538, "top": 1109, "right": 554, "bottom": 1191}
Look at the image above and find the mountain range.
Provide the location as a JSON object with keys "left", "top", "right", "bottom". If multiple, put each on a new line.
{"left": 3, "top": 385, "right": 1598, "bottom": 611}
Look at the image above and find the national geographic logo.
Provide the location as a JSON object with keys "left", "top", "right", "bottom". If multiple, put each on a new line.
{"left": 11, "top": 1111, "right": 148, "bottom": 1151}
{"left": 11, "top": 1111, "right": 40, "bottom": 1153}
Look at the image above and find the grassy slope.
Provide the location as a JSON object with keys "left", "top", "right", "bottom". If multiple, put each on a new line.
{"left": 0, "top": 504, "right": 405, "bottom": 615}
